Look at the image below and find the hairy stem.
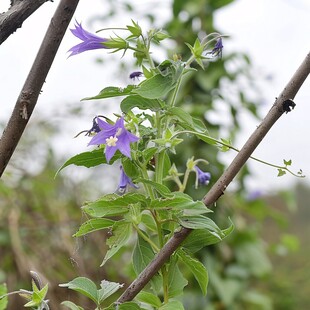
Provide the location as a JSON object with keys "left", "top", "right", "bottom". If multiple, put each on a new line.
{"left": 117, "top": 51, "right": 310, "bottom": 303}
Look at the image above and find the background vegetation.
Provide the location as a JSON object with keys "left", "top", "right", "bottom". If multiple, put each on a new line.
{"left": 0, "top": 0, "right": 309, "bottom": 308}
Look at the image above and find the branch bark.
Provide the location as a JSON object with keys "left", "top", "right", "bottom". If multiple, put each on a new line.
{"left": 117, "top": 51, "right": 310, "bottom": 303}
{"left": 0, "top": 0, "right": 80, "bottom": 177}
{"left": 0, "top": 0, "right": 51, "bottom": 45}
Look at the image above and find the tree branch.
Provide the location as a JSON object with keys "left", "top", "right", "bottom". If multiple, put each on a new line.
{"left": 0, "top": 0, "right": 80, "bottom": 177}
{"left": 0, "top": 0, "right": 52, "bottom": 45}
{"left": 117, "top": 51, "right": 310, "bottom": 303}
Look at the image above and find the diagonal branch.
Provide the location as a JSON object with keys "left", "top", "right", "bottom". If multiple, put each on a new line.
{"left": 117, "top": 51, "right": 310, "bottom": 303}
{"left": 0, "top": 0, "right": 80, "bottom": 177}
{"left": 0, "top": 0, "right": 52, "bottom": 45}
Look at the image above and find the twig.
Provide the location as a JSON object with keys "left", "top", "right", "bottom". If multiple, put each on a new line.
{"left": 0, "top": 0, "right": 80, "bottom": 177}
{"left": 0, "top": 0, "right": 51, "bottom": 45}
{"left": 117, "top": 51, "right": 310, "bottom": 303}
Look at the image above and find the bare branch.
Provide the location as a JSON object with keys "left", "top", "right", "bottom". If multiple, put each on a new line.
{"left": 0, "top": 0, "right": 80, "bottom": 177}
{"left": 117, "top": 51, "right": 310, "bottom": 303}
{"left": 0, "top": 0, "right": 52, "bottom": 45}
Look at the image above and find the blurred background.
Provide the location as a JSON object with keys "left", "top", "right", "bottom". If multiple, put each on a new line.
{"left": 0, "top": 0, "right": 309, "bottom": 309}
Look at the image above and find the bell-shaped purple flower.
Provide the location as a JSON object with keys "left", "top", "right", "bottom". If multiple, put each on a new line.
{"left": 117, "top": 166, "right": 138, "bottom": 194}
{"left": 210, "top": 38, "right": 223, "bottom": 58}
{"left": 68, "top": 21, "right": 108, "bottom": 57}
{"left": 88, "top": 117, "right": 139, "bottom": 163}
{"left": 195, "top": 166, "right": 211, "bottom": 187}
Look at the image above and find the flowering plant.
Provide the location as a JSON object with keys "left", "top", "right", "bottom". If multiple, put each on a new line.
{"left": 57, "top": 21, "right": 303, "bottom": 309}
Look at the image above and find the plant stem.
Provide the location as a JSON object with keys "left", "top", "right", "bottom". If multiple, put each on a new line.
{"left": 133, "top": 223, "right": 160, "bottom": 252}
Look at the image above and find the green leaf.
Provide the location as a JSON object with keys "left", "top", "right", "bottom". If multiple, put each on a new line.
{"left": 59, "top": 277, "right": 98, "bottom": 304}
{"left": 167, "top": 107, "right": 195, "bottom": 127}
{"left": 101, "top": 222, "right": 132, "bottom": 266}
{"left": 61, "top": 300, "right": 84, "bottom": 310}
{"left": 83, "top": 85, "right": 135, "bottom": 100}
{"left": 283, "top": 159, "right": 292, "bottom": 166}
{"left": 117, "top": 302, "right": 143, "bottom": 310}
{"left": 141, "top": 213, "right": 157, "bottom": 232}
{"left": 74, "top": 218, "right": 115, "bottom": 237}
{"left": 150, "top": 192, "right": 211, "bottom": 215}
{"left": 135, "top": 291, "right": 162, "bottom": 308}
{"left": 56, "top": 149, "right": 105, "bottom": 175}
{"left": 133, "top": 74, "right": 175, "bottom": 99}
{"left": 167, "top": 258, "right": 188, "bottom": 298}
{"left": 140, "top": 147, "right": 157, "bottom": 163}
{"left": 136, "top": 178, "right": 172, "bottom": 197}
{"left": 159, "top": 300, "right": 185, "bottom": 310}
{"left": 121, "top": 95, "right": 165, "bottom": 113}
{"left": 182, "top": 221, "right": 234, "bottom": 252}
{"left": 82, "top": 193, "right": 146, "bottom": 218}
{"left": 122, "top": 157, "right": 140, "bottom": 179}
{"left": 277, "top": 168, "right": 286, "bottom": 177}
{"left": 133, "top": 235, "right": 161, "bottom": 293}
{"left": 179, "top": 215, "right": 222, "bottom": 236}
{"left": 192, "top": 132, "right": 218, "bottom": 145}
{"left": 178, "top": 250, "right": 208, "bottom": 295}
{"left": 133, "top": 235, "right": 155, "bottom": 275}
{"left": 0, "top": 284, "right": 8, "bottom": 310}
{"left": 98, "top": 280, "right": 123, "bottom": 303}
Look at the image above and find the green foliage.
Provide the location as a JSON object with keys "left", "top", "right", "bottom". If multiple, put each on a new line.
{"left": 60, "top": 278, "right": 123, "bottom": 308}
{"left": 2, "top": 0, "right": 307, "bottom": 309}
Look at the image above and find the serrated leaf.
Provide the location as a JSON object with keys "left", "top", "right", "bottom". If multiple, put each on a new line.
{"left": 82, "top": 85, "right": 135, "bottom": 100}
{"left": 101, "top": 222, "right": 132, "bottom": 266}
{"left": 135, "top": 291, "right": 162, "bottom": 308}
{"left": 178, "top": 250, "right": 208, "bottom": 295}
{"left": 182, "top": 221, "right": 234, "bottom": 252}
{"left": 74, "top": 218, "right": 115, "bottom": 237}
{"left": 82, "top": 193, "right": 146, "bottom": 218}
{"left": 133, "top": 74, "right": 175, "bottom": 99}
{"left": 121, "top": 95, "right": 164, "bottom": 113}
{"left": 59, "top": 277, "right": 98, "bottom": 304}
{"left": 159, "top": 300, "right": 184, "bottom": 310}
{"left": 60, "top": 300, "right": 84, "bottom": 310}
{"left": 98, "top": 280, "right": 123, "bottom": 303}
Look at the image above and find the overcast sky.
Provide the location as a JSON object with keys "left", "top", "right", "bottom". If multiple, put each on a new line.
{"left": 0, "top": 0, "right": 309, "bottom": 193}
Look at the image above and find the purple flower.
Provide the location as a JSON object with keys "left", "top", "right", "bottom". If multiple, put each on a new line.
{"left": 210, "top": 38, "right": 223, "bottom": 58}
{"left": 88, "top": 117, "right": 139, "bottom": 163}
{"left": 246, "top": 190, "right": 263, "bottom": 201}
{"left": 68, "top": 21, "right": 108, "bottom": 57}
{"left": 129, "top": 71, "right": 143, "bottom": 80}
{"left": 85, "top": 117, "right": 101, "bottom": 136}
{"left": 117, "top": 166, "right": 138, "bottom": 194}
{"left": 195, "top": 166, "right": 211, "bottom": 187}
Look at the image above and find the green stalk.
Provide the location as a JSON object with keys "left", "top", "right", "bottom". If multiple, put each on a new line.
{"left": 133, "top": 223, "right": 160, "bottom": 252}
